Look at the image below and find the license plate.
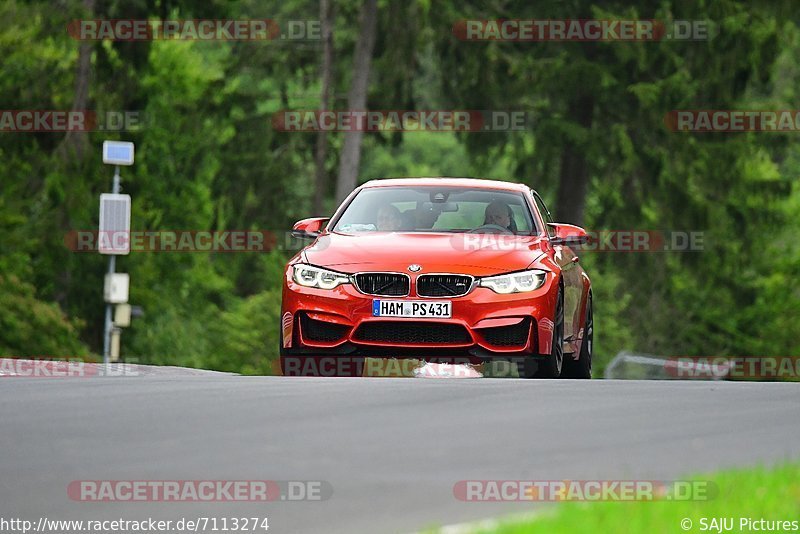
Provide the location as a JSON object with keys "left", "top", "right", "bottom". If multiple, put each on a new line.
{"left": 372, "top": 300, "right": 452, "bottom": 318}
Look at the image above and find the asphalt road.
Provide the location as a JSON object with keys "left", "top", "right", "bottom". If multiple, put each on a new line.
{"left": 1, "top": 373, "right": 799, "bottom": 533}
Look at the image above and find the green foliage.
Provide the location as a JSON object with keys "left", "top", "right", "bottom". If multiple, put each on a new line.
{"left": 360, "top": 132, "right": 472, "bottom": 179}
{"left": 1, "top": 0, "right": 798, "bottom": 375}
{"left": 207, "top": 290, "right": 283, "bottom": 375}
{"left": 577, "top": 261, "right": 634, "bottom": 376}
{"left": 0, "top": 276, "right": 88, "bottom": 357}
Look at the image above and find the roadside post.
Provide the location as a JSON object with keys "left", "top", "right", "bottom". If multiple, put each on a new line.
{"left": 100, "top": 141, "right": 134, "bottom": 364}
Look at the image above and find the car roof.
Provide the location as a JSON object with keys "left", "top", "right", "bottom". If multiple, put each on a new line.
{"left": 359, "top": 177, "right": 530, "bottom": 193}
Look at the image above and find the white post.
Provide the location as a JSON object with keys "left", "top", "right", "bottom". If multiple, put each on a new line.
{"left": 102, "top": 166, "right": 121, "bottom": 365}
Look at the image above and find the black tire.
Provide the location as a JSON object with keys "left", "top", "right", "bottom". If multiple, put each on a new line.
{"left": 532, "top": 284, "right": 564, "bottom": 378}
{"left": 516, "top": 356, "right": 538, "bottom": 379}
{"left": 562, "top": 294, "right": 592, "bottom": 379}
{"left": 279, "top": 344, "right": 365, "bottom": 377}
{"left": 279, "top": 352, "right": 339, "bottom": 377}
{"left": 279, "top": 341, "right": 317, "bottom": 377}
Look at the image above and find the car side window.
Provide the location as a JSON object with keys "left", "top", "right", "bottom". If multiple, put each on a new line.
{"left": 532, "top": 191, "right": 556, "bottom": 238}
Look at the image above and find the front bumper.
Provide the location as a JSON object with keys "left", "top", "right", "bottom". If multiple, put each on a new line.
{"left": 280, "top": 268, "right": 559, "bottom": 358}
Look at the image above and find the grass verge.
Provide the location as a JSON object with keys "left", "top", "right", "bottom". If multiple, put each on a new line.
{"left": 443, "top": 462, "right": 800, "bottom": 533}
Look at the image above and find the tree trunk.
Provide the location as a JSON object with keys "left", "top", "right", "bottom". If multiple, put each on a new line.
{"left": 555, "top": 92, "right": 594, "bottom": 226}
{"left": 56, "top": 0, "right": 94, "bottom": 165}
{"left": 334, "top": 0, "right": 377, "bottom": 203}
{"left": 54, "top": 0, "right": 94, "bottom": 310}
{"left": 313, "top": 0, "right": 334, "bottom": 214}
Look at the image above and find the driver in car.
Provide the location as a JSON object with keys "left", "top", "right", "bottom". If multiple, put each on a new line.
{"left": 483, "top": 201, "right": 513, "bottom": 231}
{"left": 376, "top": 204, "right": 404, "bottom": 231}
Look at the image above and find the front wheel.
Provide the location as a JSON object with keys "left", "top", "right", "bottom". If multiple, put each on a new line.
{"left": 530, "top": 284, "right": 564, "bottom": 378}
{"left": 562, "top": 294, "right": 592, "bottom": 379}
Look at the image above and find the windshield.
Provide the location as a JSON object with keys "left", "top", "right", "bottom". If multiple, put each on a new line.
{"left": 332, "top": 186, "right": 536, "bottom": 234}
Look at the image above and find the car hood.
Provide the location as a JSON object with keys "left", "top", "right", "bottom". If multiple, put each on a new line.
{"left": 302, "top": 232, "right": 546, "bottom": 276}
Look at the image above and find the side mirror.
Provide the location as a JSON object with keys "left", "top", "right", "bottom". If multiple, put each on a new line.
{"left": 548, "top": 223, "right": 589, "bottom": 245}
{"left": 292, "top": 217, "right": 329, "bottom": 240}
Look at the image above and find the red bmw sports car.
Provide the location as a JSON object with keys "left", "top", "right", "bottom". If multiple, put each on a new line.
{"left": 280, "top": 178, "right": 592, "bottom": 378}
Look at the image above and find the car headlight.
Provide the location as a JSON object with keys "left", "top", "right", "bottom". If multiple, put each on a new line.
{"left": 479, "top": 269, "right": 548, "bottom": 294}
{"left": 292, "top": 264, "right": 351, "bottom": 290}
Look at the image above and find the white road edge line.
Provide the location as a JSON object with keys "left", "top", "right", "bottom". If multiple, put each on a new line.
{"left": 416, "top": 510, "right": 549, "bottom": 534}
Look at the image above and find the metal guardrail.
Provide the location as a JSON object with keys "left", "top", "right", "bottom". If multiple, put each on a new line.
{"left": 604, "top": 351, "right": 729, "bottom": 380}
